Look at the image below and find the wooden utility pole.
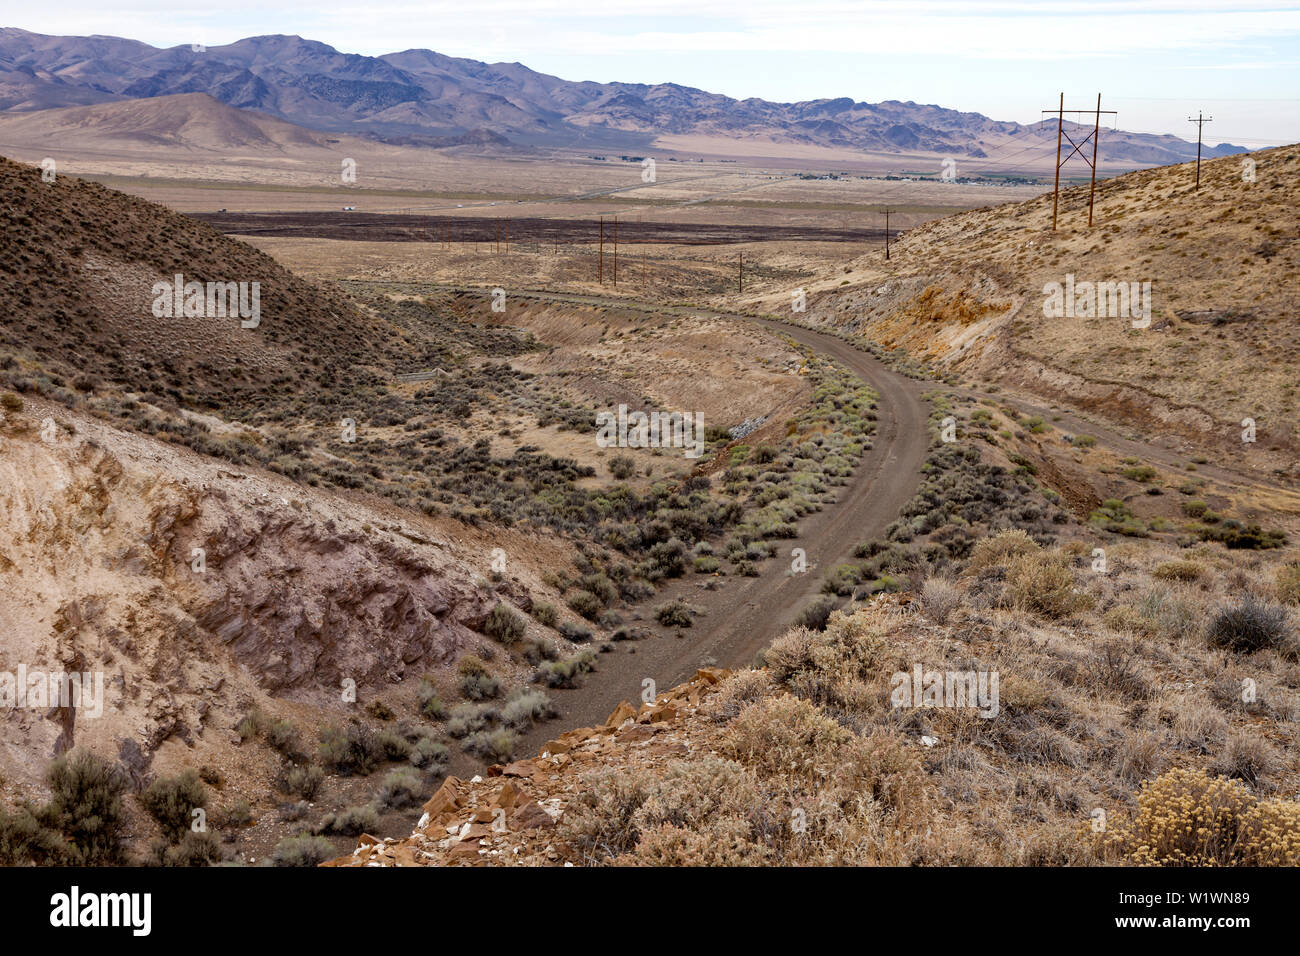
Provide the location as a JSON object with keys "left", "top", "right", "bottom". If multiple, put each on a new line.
{"left": 1042, "top": 93, "right": 1116, "bottom": 230}
{"left": 505, "top": 217, "right": 509, "bottom": 254}
{"left": 738, "top": 253, "right": 743, "bottom": 293}
{"left": 599, "top": 217, "right": 604, "bottom": 285}
{"left": 613, "top": 216, "right": 618, "bottom": 288}
{"left": 883, "top": 208, "right": 892, "bottom": 261}
{"left": 1188, "top": 112, "right": 1213, "bottom": 190}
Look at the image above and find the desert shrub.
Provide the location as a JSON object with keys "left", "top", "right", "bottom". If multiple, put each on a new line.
{"left": 485, "top": 602, "right": 527, "bottom": 644}
{"left": 1137, "top": 588, "right": 1203, "bottom": 642}
{"left": 223, "top": 800, "right": 254, "bottom": 828}
{"left": 535, "top": 650, "right": 597, "bottom": 688}
{"left": 0, "top": 807, "right": 64, "bottom": 865}
{"left": 159, "top": 830, "right": 221, "bottom": 867}
{"left": 446, "top": 703, "right": 495, "bottom": 738}
{"left": 558, "top": 620, "right": 593, "bottom": 643}
{"left": 39, "top": 750, "right": 129, "bottom": 864}
{"left": 562, "top": 767, "right": 655, "bottom": 860}
{"left": 1195, "top": 520, "right": 1286, "bottom": 550}
{"left": 694, "top": 555, "right": 720, "bottom": 573}
{"left": 272, "top": 834, "right": 336, "bottom": 867}
{"left": 284, "top": 765, "right": 325, "bottom": 800}
{"left": 532, "top": 601, "right": 559, "bottom": 627}
{"left": 1153, "top": 560, "right": 1204, "bottom": 583}
{"left": 643, "top": 538, "right": 688, "bottom": 579}
{"left": 795, "top": 595, "right": 838, "bottom": 631}
{"left": 463, "top": 728, "right": 518, "bottom": 762}
{"left": 821, "top": 563, "right": 861, "bottom": 596}
{"left": 376, "top": 767, "right": 423, "bottom": 809}
{"left": 322, "top": 803, "right": 380, "bottom": 836}
{"left": 966, "top": 528, "right": 1039, "bottom": 571}
{"left": 1206, "top": 596, "right": 1292, "bottom": 653}
{"left": 1209, "top": 733, "right": 1278, "bottom": 785}
{"left": 140, "top": 770, "right": 209, "bottom": 842}
{"left": 1113, "top": 734, "right": 1165, "bottom": 783}
{"left": 566, "top": 590, "right": 604, "bottom": 621}
{"left": 417, "top": 679, "right": 446, "bottom": 719}
{"left": 1277, "top": 563, "right": 1300, "bottom": 605}
{"left": 0, "top": 391, "right": 22, "bottom": 410}
{"left": 1121, "top": 464, "right": 1158, "bottom": 483}
{"left": 725, "top": 695, "right": 925, "bottom": 824}
{"left": 410, "top": 736, "right": 450, "bottom": 771}
{"left": 235, "top": 707, "right": 268, "bottom": 742}
{"left": 366, "top": 700, "right": 396, "bottom": 721}
{"left": 1004, "top": 551, "right": 1089, "bottom": 619}
{"left": 656, "top": 600, "right": 693, "bottom": 628}
{"left": 319, "top": 722, "right": 385, "bottom": 776}
{"left": 459, "top": 670, "right": 502, "bottom": 701}
{"left": 502, "top": 689, "right": 558, "bottom": 728}
{"left": 608, "top": 455, "right": 636, "bottom": 480}
{"left": 1181, "top": 499, "right": 1209, "bottom": 518}
{"left": 920, "top": 577, "right": 962, "bottom": 624}
{"left": 709, "top": 670, "right": 775, "bottom": 722}
{"left": 581, "top": 573, "right": 617, "bottom": 606}
{"left": 1105, "top": 768, "right": 1300, "bottom": 866}
{"left": 266, "top": 719, "right": 302, "bottom": 758}
{"left": 1235, "top": 800, "right": 1300, "bottom": 866}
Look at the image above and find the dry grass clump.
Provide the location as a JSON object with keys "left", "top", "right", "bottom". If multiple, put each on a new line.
{"left": 1205, "top": 595, "right": 1293, "bottom": 654}
{"left": 1004, "top": 551, "right": 1092, "bottom": 619}
{"left": 1153, "top": 560, "right": 1205, "bottom": 583}
{"left": 1104, "top": 767, "right": 1300, "bottom": 866}
{"left": 1276, "top": 562, "right": 1300, "bottom": 605}
{"left": 966, "top": 528, "right": 1039, "bottom": 572}
{"left": 763, "top": 609, "right": 891, "bottom": 711}
{"left": 920, "top": 576, "right": 962, "bottom": 624}
{"left": 707, "top": 670, "right": 774, "bottom": 723}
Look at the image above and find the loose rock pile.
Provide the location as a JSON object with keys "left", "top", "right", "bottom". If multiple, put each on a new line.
{"left": 325, "top": 668, "right": 730, "bottom": 866}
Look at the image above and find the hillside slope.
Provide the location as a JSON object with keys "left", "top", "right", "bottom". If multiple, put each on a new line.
{"left": 0, "top": 152, "right": 406, "bottom": 418}
{"left": 777, "top": 143, "right": 1300, "bottom": 470}
{"left": 0, "top": 92, "right": 348, "bottom": 152}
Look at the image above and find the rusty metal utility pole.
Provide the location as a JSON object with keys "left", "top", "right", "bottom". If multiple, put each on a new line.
{"left": 1188, "top": 112, "right": 1213, "bottom": 190}
{"left": 1042, "top": 93, "right": 1116, "bottom": 230}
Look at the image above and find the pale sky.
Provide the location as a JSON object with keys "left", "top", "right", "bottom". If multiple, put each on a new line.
{"left": 8, "top": 1, "right": 1299, "bottom": 146}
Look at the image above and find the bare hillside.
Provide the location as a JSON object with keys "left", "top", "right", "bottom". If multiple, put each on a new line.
{"left": 776, "top": 144, "right": 1300, "bottom": 469}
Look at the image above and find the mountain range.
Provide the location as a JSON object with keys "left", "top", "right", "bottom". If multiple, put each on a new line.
{"left": 0, "top": 27, "right": 1247, "bottom": 165}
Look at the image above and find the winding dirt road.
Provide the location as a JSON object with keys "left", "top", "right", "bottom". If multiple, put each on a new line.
{"left": 439, "top": 289, "right": 931, "bottom": 762}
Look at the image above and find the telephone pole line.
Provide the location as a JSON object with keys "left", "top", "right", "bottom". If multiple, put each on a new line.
{"left": 1041, "top": 93, "right": 1116, "bottom": 229}
{"left": 1188, "top": 112, "right": 1213, "bottom": 190}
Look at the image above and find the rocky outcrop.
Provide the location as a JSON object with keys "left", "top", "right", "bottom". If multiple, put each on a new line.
{"left": 326, "top": 668, "right": 730, "bottom": 867}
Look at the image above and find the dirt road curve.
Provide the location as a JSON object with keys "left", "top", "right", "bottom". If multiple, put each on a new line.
{"left": 444, "top": 289, "right": 930, "bottom": 762}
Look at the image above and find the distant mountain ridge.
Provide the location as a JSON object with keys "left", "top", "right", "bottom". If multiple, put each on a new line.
{"left": 0, "top": 27, "right": 1248, "bottom": 164}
